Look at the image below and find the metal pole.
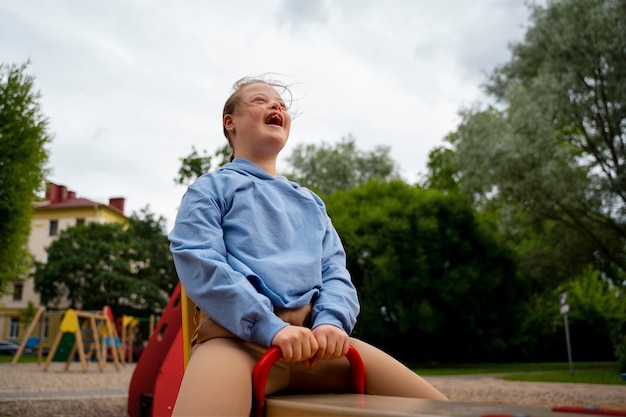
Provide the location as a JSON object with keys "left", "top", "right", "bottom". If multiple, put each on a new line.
{"left": 563, "top": 313, "right": 574, "bottom": 376}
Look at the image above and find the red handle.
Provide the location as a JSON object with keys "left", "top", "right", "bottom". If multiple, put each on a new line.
{"left": 252, "top": 345, "right": 365, "bottom": 417}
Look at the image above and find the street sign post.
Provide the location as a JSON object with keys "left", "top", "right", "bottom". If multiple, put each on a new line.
{"left": 559, "top": 291, "right": 574, "bottom": 376}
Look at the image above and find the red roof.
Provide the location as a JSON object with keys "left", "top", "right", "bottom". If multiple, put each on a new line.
{"left": 39, "top": 182, "right": 126, "bottom": 215}
{"left": 37, "top": 197, "right": 101, "bottom": 210}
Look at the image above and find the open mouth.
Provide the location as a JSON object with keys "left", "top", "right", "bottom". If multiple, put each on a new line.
{"left": 265, "top": 112, "right": 283, "bottom": 127}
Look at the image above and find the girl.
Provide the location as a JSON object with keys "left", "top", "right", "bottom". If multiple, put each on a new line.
{"left": 169, "top": 76, "right": 448, "bottom": 416}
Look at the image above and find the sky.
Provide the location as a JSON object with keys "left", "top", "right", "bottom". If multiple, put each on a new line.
{"left": 1, "top": 0, "right": 538, "bottom": 232}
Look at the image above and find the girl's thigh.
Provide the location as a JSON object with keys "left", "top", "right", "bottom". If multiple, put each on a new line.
{"left": 349, "top": 338, "right": 448, "bottom": 400}
{"left": 172, "top": 338, "right": 263, "bottom": 417}
{"left": 271, "top": 339, "right": 447, "bottom": 400}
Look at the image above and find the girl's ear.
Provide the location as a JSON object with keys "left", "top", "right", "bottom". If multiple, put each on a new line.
{"left": 223, "top": 114, "right": 234, "bottom": 133}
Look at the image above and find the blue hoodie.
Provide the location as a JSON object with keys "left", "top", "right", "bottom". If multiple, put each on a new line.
{"left": 169, "top": 158, "right": 359, "bottom": 347}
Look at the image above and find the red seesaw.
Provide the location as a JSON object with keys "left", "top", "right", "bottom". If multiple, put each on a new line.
{"left": 128, "top": 284, "right": 626, "bottom": 417}
{"left": 252, "top": 345, "right": 365, "bottom": 417}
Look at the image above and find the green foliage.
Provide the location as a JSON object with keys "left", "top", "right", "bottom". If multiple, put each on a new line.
{"left": 519, "top": 267, "right": 626, "bottom": 362}
{"left": 461, "top": 0, "right": 626, "bottom": 273}
{"left": 284, "top": 135, "right": 399, "bottom": 195}
{"left": 19, "top": 301, "right": 36, "bottom": 325}
{"left": 422, "top": 140, "right": 458, "bottom": 193}
{"left": 430, "top": 0, "right": 626, "bottom": 362}
{"left": 175, "top": 144, "right": 230, "bottom": 185}
{"left": 0, "top": 62, "right": 51, "bottom": 291}
{"left": 33, "top": 208, "right": 177, "bottom": 317}
{"left": 564, "top": 269, "right": 625, "bottom": 358}
{"left": 424, "top": 0, "right": 626, "bottom": 302}
{"left": 126, "top": 207, "right": 179, "bottom": 306}
{"left": 325, "top": 180, "right": 524, "bottom": 362}
{"left": 501, "top": 212, "right": 598, "bottom": 295}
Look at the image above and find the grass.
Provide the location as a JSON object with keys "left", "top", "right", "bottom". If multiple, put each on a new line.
{"left": 4, "top": 354, "right": 625, "bottom": 385}
{"left": 413, "top": 361, "right": 625, "bottom": 385}
{"left": 0, "top": 353, "right": 44, "bottom": 364}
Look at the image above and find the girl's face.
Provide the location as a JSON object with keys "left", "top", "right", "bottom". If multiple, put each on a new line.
{"left": 224, "top": 82, "right": 291, "bottom": 160}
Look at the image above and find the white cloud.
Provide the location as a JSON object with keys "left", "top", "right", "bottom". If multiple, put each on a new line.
{"left": 0, "top": 0, "right": 539, "bottom": 231}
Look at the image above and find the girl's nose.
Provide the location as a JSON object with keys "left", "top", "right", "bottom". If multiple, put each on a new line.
{"left": 269, "top": 100, "right": 283, "bottom": 110}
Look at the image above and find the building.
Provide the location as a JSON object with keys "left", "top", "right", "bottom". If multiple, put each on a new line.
{"left": 0, "top": 182, "right": 128, "bottom": 348}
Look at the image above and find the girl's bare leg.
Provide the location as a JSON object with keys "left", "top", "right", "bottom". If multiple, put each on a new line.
{"left": 350, "top": 338, "right": 449, "bottom": 400}
{"left": 172, "top": 338, "right": 258, "bottom": 417}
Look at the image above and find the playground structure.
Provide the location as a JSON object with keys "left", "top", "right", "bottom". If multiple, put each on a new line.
{"left": 12, "top": 305, "right": 123, "bottom": 372}
{"left": 128, "top": 284, "right": 185, "bottom": 417}
{"left": 11, "top": 305, "right": 47, "bottom": 365}
{"left": 128, "top": 284, "right": 626, "bottom": 417}
{"left": 117, "top": 314, "right": 142, "bottom": 363}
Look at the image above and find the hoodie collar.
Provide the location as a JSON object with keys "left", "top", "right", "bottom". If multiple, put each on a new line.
{"left": 223, "top": 158, "right": 285, "bottom": 181}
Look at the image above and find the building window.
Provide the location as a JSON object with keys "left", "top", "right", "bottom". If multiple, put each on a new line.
{"left": 49, "top": 220, "right": 59, "bottom": 236}
{"left": 9, "top": 317, "right": 19, "bottom": 340}
{"left": 13, "top": 282, "right": 23, "bottom": 301}
{"left": 76, "top": 218, "right": 85, "bottom": 226}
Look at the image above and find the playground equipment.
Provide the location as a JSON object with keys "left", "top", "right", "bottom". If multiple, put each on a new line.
{"left": 127, "top": 284, "right": 185, "bottom": 417}
{"left": 102, "top": 305, "right": 127, "bottom": 366}
{"left": 112, "top": 312, "right": 154, "bottom": 364}
{"left": 45, "top": 308, "right": 121, "bottom": 372}
{"left": 121, "top": 315, "right": 139, "bottom": 362}
{"left": 252, "top": 345, "right": 365, "bottom": 417}
{"left": 12, "top": 305, "right": 123, "bottom": 372}
{"left": 128, "top": 284, "right": 626, "bottom": 417}
{"left": 12, "top": 306, "right": 46, "bottom": 365}
{"left": 43, "top": 308, "right": 121, "bottom": 372}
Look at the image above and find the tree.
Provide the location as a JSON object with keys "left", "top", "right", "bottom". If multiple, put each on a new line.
{"left": 0, "top": 62, "right": 51, "bottom": 291}
{"left": 519, "top": 267, "right": 626, "bottom": 362}
{"left": 284, "top": 135, "right": 400, "bottom": 195}
{"left": 19, "top": 301, "right": 37, "bottom": 327}
{"left": 33, "top": 208, "right": 177, "bottom": 317}
{"left": 175, "top": 136, "right": 399, "bottom": 196}
{"left": 175, "top": 144, "right": 230, "bottom": 185}
{"left": 124, "top": 207, "right": 179, "bottom": 308}
{"left": 325, "top": 180, "right": 524, "bottom": 362}
{"left": 422, "top": 141, "right": 458, "bottom": 193}
{"left": 560, "top": 269, "right": 625, "bottom": 361}
{"left": 440, "top": 0, "right": 626, "bottom": 279}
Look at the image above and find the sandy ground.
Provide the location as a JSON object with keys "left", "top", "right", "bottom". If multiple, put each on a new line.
{"left": 0, "top": 362, "right": 624, "bottom": 416}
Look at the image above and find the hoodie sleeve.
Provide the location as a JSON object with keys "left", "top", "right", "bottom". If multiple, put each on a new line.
{"left": 169, "top": 181, "right": 288, "bottom": 347}
{"left": 310, "top": 209, "right": 360, "bottom": 334}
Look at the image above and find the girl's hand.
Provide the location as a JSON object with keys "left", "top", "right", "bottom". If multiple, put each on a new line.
{"left": 271, "top": 325, "right": 319, "bottom": 366}
{"left": 311, "top": 324, "right": 349, "bottom": 361}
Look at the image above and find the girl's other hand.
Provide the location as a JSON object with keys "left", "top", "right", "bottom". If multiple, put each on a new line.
{"left": 271, "top": 325, "right": 319, "bottom": 366}
{"left": 311, "top": 324, "right": 349, "bottom": 361}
